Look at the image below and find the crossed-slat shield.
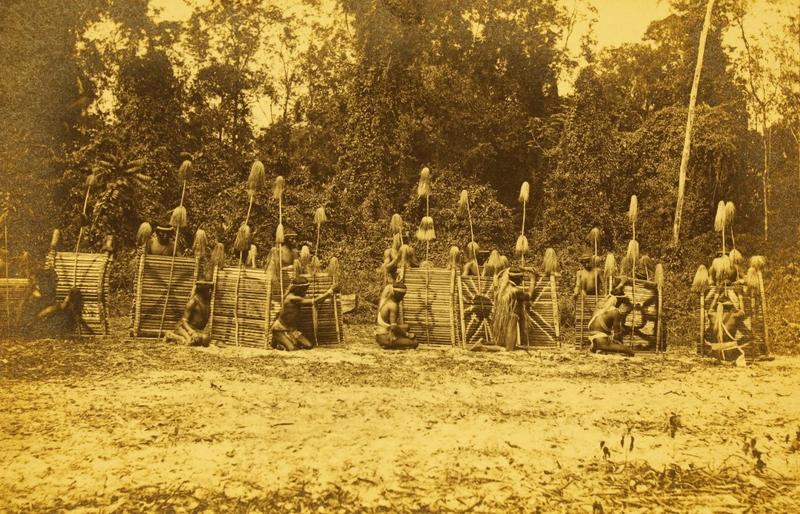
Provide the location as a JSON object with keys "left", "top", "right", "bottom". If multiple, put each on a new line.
{"left": 54, "top": 252, "right": 111, "bottom": 336}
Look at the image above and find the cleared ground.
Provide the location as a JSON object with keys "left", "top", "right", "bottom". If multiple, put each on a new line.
{"left": 1, "top": 324, "right": 799, "bottom": 513}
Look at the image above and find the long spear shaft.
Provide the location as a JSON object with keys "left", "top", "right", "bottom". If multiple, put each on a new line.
{"left": 158, "top": 180, "right": 185, "bottom": 338}
{"left": 4, "top": 218, "right": 8, "bottom": 331}
{"left": 73, "top": 183, "right": 92, "bottom": 288}
{"left": 466, "top": 196, "right": 489, "bottom": 344}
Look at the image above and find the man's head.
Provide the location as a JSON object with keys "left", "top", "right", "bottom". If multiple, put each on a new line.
{"left": 391, "top": 280, "right": 407, "bottom": 301}
{"left": 155, "top": 222, "right": 175, "bottom": 243}
{"left": 283, "top": 225, "right": 299, "bottom": 247}
{"left": 194, "top": 280, "right": 214, "bottom": 298}
{"left": 579, "top": 250, "right": 593, "bottom": 269}
{"left": 289, "top": 276, "right": 310, "bottom": 296}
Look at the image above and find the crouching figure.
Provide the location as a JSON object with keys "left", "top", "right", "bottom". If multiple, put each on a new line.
{"left": 375, "top": 281, "right": 418, "bottom": 350}
{"left": 271, "top": 276, "right": 338, "bottom": 351}
{"left": 165, "top": 281, "right": 213, "bottom": 346}
{"left": 586, "top": 295, "right": 635, "bottom": 357}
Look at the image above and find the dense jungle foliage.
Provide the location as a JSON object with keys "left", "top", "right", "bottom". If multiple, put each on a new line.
{"left": 1, "top": 0, "right": 799, "bottom": 350}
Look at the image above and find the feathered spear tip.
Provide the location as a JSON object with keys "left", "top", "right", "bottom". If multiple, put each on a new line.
{"left": 391, "top": 233, "right": 402, "bottom": 251}
{"left": 192, "top": 229, "right": 208, "bottom": 259}
{"left": 604, "top": 253, "right": 616, "bottom": 277}
{"left": 744, "top": 267, "right": 760, "bottom": 289}
{"left": 639, "top": 255, "right": 653, "bottom": 275}
{"left": 515, "top": 234, "right": 529, "bottom": 256}
{"left": 327, "top": 257, "right": 341, "bottom": 282}
{"left": 628, "top": 195, "right": 638, "bottom": 224}
{"left": 272, "top": 175, "right": 285, "bottom": 200}
{"left": 275, "top": 223, "right": 285, "bottom": 245}
{"left": 170, "top": 205, "right": 188, "bottom": 228}
{"left": 247, "top": 245, "right": 258, "bottom": 267}
{"left": 178, "top": 159, "right": 193, "bottom": 181}
{"left": 234, "top": 224, "right": 251, "bottom": 253}
{"left": 725, "top": 201, "right": 736, "bottom": 224}
{"left": 749, "top": 255, "right": 766, "bottom": 271}
{"left": 314, "top": 206, "right": 328, "bottom": 226}
{"left": 518, "top": 181, "right": 530, "bottom": 204}
{"left": 265, "top": 247, "right": 281, "bottom": 282}
{"left": 247, "top": 160, "right": 266, "bottom": 196}
{"left": 417, "top": 167, "right": 432, "bottom": 198}
{"left": 588, "top": 227, "right": 600, "bottom": 245}
{"left": 86, "top": 173, "right": 97, "bottom": 187}
{"left": 543, "top": 248, "right": 558, "bottom": 275}
{"left": 692, "top": 265, "right": 709, "bottom": 293}
{"left": 654, "top": 263, "right": 665, "bottom": 289}
{"left": 390, "top": 213, "right": 403, "bottom": 235}
{"left": 136, "top": 222, "right": 152, "bottom": 247}
{"left": 620, "top": 256, "right": 632, "bottom": 275}
{"left": 626, "top": 239, "right": 640, "bottom": 263}
{"left": 729, "top": 248, "right": 743, "bottom": 267}
{"left": 457, "top": 190, "right": 469, "bottom": 218}
{"left": 416, "top": 216, "right": 436, "bottom": 241}
{"left": 210, "top": 243, "right": 225, "bottom": 270}
{"left": 50, "top": 228, "right": 61, "bottom": 250}
{"left": 714, "top": 201, "right": 727, "bottom": 232}
{"left": 300, "top": 245, "right": 311, "bottom": 264}
{"left": 309, "top": 255, "right": 321, "bottom": 274}
{"left": 710, "top": 256, "right": 732, "bottom": 283}
{"left": 486, "top": 250, "right": 502, "bottom": 271}
{"left": 467, "top": 241, "right": 479, "bottom": 257}
{"left": 448, "top": 246, "right": 461, "bottom": 269}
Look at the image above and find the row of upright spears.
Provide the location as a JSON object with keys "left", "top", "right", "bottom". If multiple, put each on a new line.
{"left": 148, "top": 159, "right": 331, "bottom": 345}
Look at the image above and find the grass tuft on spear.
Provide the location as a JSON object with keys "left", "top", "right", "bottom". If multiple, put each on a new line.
{"left": 417, "top": 167, "right": 434, "bottom": 345}
{"left": 157, "top": 160, "right": 192, "bottom": 338}
{"left": 518, "top": 182, "right": 530, "bottom": 267}
{"left": 390, "top": 213, "right": 404, "bottom": 247}
{"left": 692, "top": 264, "right": 710, "bottom": 353}
{"left": 273, "top": 176, "right": 286, "bottom": 295}
{"left": 231, "top": 160, "right": 265, "bottom": 346}
{"left": 604, "top": 253, "right": 616, "bottom": 294}
{"left": 588, "top": 227, "right": 601, "bottom": 298}
{"left": 1, "top": 192, "right": 9, "bottom": 330}
{"left": 714, "top": 200, "right": 728, "bottom": 257}
{"left": 654, "top": 262, "right": 665, "bottom": 351}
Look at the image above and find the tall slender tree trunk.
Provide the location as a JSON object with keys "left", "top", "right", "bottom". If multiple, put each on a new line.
{"left": 792, "top": 128, "right": 799, "bottom": 187}
{"left": 672, "top": 0, "right": 715, "bottom": 246}
{"left": 763, "top": 121, "right": 770, "bottom": 241}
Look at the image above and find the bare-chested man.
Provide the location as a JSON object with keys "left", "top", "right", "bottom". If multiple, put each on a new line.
{"left": 574, "top": 251, "right": 603, "bottom": 298}
{"left": 271, "top": 276, "right": 337, "bottom": 351}
{"left": 164, "top": 281, "right": 213, "bottom": 346}
{"left": 146, "top": 224, "right": 176, "bottom": 256}
{"left": 586, "top": 296, "right": 635, "bottom": 356}
{"left": 375, "top": 281, "right": 418, "bottom": 350}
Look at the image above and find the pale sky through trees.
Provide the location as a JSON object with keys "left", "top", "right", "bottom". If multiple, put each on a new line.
{"left": 144, "top": 0, "right": 791, "bottom": 126}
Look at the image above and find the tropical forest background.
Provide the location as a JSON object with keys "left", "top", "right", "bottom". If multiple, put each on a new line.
{"left": 1, "top": 0, "right": 799, "bottom": 350}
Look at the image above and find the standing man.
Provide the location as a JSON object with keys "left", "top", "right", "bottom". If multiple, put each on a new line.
{"left": 492, "top": 267, "right": 537, "bottom": 350}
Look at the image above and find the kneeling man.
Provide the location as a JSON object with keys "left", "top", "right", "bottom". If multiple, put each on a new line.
{"left": 271, "top": 276, "right": 337, "bottom": 351}
{"left": 586, "top": 296, "right": 635, "bottom": 357}
{"left": 375, "top": 281, "right": 418, "bottom": 350}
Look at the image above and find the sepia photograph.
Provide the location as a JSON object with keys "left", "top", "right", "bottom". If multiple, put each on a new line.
{"left": 0, "top": 0, "right": 799, "bottom": 511}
